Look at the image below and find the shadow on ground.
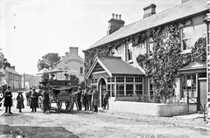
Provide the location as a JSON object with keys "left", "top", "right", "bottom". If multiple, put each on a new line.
{"left": 0, "top": 124, "right": 79, "bottom": 138}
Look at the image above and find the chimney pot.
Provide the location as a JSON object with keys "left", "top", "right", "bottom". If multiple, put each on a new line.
{"left": 119, "top": 14, "right": 121, "bottom": 20}
{"left": 112, "top": 13, "right": 115, "bottom": 19}
{"left": 116, "top": 14, "right": 118, "bottom": 20}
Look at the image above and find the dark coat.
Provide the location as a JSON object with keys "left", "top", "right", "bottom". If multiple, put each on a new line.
{"left": 30, "top": 91, "right": 39, "bottom": 108}
{"left": 92, "top": 90, "right": 99, "bottom": 106}
{"left": 4, "top": 90, "right": 13, "bottom": 107}
{"left": 43, "top": 91, "right": 50, "bottom": 109}
{"left": 16, "top": 94, "right": 24, "bottom": 109}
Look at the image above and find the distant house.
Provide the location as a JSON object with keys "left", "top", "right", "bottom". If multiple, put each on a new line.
{"left": 83, "top": 0, "right": 209, "bottom": 112}
{"left": 55, "top": 47, "right": 85, "bottom": 82}
{"left": 4, "top": 66, "right": 22, "bottom": 91}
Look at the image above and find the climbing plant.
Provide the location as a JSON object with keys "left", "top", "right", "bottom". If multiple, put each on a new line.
{"left": 136, "top": 24, "right": 206, "bottom": 103}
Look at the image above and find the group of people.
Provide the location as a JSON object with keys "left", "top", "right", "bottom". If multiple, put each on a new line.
{"left": 75, "top": 85, "right": 109, "bottom": 113}
{"left": 25, "top": 86, "right": 51, "bottom": 113}
{"left": 0, "top": 84, "right": 109, "bottom": 114}
{"left": 0, "top": 86, "right": 24, "bottom": 114}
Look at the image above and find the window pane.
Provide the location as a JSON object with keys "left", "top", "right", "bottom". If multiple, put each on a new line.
{"left": 135, "top": 77, "right": 143, "bottom": 83}
{"left": 126, "top": 84, "right": 133, "bottom": 97}
{"left": 136, "top": 84, "right": 142, "bottom": 96}
{"left": 116, "top": 84, "right": 124, "bottom": 97}
{"left": 182, "top": 26, "right": 194, "bottom": 50}
{"left": 126, "top": 77, "right": 133, "bottom": 82}
{"left": 116, "top": 77, "right": 124, "bottom": 82}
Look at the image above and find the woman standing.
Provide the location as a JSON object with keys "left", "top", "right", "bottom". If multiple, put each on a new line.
{"left": 16, "top": 91, "right": 24, "bottom": 113}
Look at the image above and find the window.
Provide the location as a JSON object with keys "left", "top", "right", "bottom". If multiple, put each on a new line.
{"left": 126, "top": 84, "right": 133, "bottom": 97}
{"left": 116, "top": 77, "right": 124, "bottom": 82}
{"left": 181, "top": 26, "right": 194, "bottom": 51}
{"left": 126, "top": 77, "right": 133, "bottom": 82}
{"left": 148, "top": 38, "right": 154, "bottom": 56}
{"left": 80, "top": 67, "right": 83, "bottom": 74}
{"left": 135, "top": 77, "right": 143, "bottom": 83}
{"left": 136, "top": 84, "right": 143, "bottom": 96}
{"left": 181, "top": 74, "right": 197, "bottom": 99}
{"left": 116, "top": 84, "right": 124, "bottom": 97}
{"left": 127, "top": 43, "right": 133, "bottom": 61}
{"left": 107, "top": 84, "right": 115, "bottom": 97}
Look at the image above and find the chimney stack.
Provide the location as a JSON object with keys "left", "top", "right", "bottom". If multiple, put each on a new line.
{"left": 69, "top": 47, "right": 78, "bottom": 56}
{"left": 65, "top": 52, "right": 69, "bottom": 57}
{"left": 11, "top": 66, "right": 15, "bottom": 70}
{"left": 143, "top": 4, "right": 156, "bottom": 18}
{"left": 107, "top": 13, "right": 125, "bottom": 35}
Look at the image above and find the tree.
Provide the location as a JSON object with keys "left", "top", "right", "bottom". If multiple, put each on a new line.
{"left": 37, "top": 53, "right": 61, "bottom": 71}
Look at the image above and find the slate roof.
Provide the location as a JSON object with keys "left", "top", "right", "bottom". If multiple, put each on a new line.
{"left": 86, "top": 56, "right": 144, "bottom": 78}
{"left": 86, "top": 0, "right": 208, "bottom": 51}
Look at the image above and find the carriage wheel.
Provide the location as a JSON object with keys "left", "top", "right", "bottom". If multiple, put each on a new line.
{"left": 57, "top": 102, "right": 62, "bottom": 110}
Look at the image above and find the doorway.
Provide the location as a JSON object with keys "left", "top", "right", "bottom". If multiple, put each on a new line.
{"left": 98, "top": 78, "right": 106, "bottom": 107}
{"left": 198, "top": 79, "right": 207, "bottom": 112}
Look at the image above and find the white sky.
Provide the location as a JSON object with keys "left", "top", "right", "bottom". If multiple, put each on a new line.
{"left": 0, "top": 0, "right": 181, "bottom": 75}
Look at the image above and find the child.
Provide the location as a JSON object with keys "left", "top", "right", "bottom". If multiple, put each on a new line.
{"left": 16, "top": 91, "right": 24, "bottom": 113}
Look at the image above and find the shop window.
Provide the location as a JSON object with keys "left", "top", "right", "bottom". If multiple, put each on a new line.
{"left": 116, "top": 77, "right": 124, "bottom": 82}
{"left": 126, "top": 84, "right": 133, "bottom": 97}
{"left": 126, "top": 77, "right": 133, "bottom": 82}
{"left": 116, "top": 84, "right": 124, "bottom": 97}
{"left": 136, "top": 84, "right": 143, "bottom": 96}
{"left": 181, "top": 26, "right": 194, "bottom": 51}
{"left": 181, "top": 74, "right": 197, "bottom": 99}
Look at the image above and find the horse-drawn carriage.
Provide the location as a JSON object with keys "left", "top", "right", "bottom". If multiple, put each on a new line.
{"left": 40, "top": 79, "right": 78, "bottom": 112}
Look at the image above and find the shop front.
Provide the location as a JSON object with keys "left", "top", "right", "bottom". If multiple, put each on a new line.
{"left": 178, "top": 62, "right": 207, "bottom": 113}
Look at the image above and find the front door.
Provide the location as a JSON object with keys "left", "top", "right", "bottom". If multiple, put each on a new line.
{"left": 198, "top": 79, "right": 207, "bottom": 111}
{"left": 98, "top": 78, "right": 106, "bottom": 107}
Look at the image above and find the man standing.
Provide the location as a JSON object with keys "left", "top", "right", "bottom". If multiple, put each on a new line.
{"left": 30, "top": 88, "right": 38, "bottom": 112}
{"left": 4, "top": 86, "right": 13, "bottom": 114}
{"left": 91, "top": 86, "right": 99, "bottom": 112}
{"left": 42, "top": 87, "right": 50, "bottom": 113}
{"left": 76, "top": 86, "right": 82, "bottom": 110}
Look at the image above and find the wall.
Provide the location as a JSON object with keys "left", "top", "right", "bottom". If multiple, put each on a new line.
{"left": 109, "top": 98, "right": 188, "bottom": 117}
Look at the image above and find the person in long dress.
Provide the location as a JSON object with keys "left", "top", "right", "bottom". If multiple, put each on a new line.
{"left": 30, "top": 88, "right": 39, "bottom": 112}
{"left": 16, "top": 91, "right": 24, "bottom": 113}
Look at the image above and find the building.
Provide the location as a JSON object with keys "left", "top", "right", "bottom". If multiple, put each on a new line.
{"left": 83, "top": 0, "right": 209, "bottom": 112}
{"left": 55, "top": 47, "right": 85, "bottom": 82}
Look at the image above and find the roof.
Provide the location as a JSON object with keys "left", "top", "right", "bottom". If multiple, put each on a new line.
{"left": 86, "top": 56, "right": 144, "bottom": 79}
{"left": 86, "top": 0, "right": 208, "bottom": 50}
{"left": 5, "top": 67, "right": 20, "bottom": 75}
{"left": 179, "top": 62, "right": 206, "bottom": 72}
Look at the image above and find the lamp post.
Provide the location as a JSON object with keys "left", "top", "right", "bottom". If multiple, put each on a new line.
{"left": 204, "top": 0, "right": 210, "bottom": 122}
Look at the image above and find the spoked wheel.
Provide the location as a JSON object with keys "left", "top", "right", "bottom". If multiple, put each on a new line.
{"left": 56, "top": 102, "right": 62, "bottom": 110}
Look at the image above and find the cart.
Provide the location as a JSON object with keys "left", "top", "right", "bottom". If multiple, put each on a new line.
{"left": 40, "top": 79, "right": 78, "bottom": 112}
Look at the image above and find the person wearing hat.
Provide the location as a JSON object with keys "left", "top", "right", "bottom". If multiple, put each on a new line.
{"left": 30, "top": 88, "right": 39, "bottom": 112}
{"left": 16, "top": 91, "right": 24, "bottom": 113}
{"left": 4, "top": 86, "right": 13, "bottom": 114}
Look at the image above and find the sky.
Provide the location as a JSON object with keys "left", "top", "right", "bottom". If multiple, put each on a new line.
{"left": 0, "top": 0, "right": 181, "bottom": 75}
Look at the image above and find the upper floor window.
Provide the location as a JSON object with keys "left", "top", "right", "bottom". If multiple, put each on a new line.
{"left": 80, "top": 67, "right": 83, "bottom": 74}
{"left": 126, "top": 43, "right": 133, "bottom": 61}
{"left": 147, "top": 38, "right": 154, "bottom": 56}
{"left": 181, "top": 26, "right": 194, "bottom": 51}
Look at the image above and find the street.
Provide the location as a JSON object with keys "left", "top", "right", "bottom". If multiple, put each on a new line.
{"left": 0, "top": 92, "right": 210, "bottom": 138}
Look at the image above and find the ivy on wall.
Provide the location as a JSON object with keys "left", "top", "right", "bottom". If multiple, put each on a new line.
{"left": 136, "top": 23, "right": 206, "bottom": 102}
